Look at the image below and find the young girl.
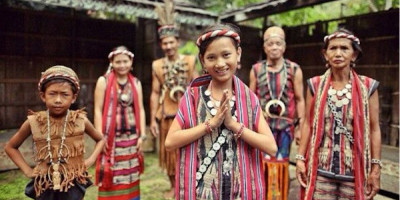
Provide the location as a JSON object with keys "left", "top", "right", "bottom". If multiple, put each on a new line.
{"left": 5, "top": 65, "right": 105, "bottom": 200}
{"left": 94, "top": 46, "right": 146, "bottom": 200}
{"left": 165, "top": 24, "right": 278, "bottom": 199}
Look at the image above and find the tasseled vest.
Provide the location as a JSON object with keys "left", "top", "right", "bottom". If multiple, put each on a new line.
{"left": 28, "top": 109, "right": 90, "bottom": 197}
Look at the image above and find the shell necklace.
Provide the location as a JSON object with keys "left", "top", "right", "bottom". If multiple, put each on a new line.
{"left": 46, "top": 109, "right": 69, "bottom": 190}
{"left": 264, "top": 60, "right": 288, "bottom": 117}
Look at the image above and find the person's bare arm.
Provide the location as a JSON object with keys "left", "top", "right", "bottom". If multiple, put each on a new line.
{"left": 94, "top": 76, "right": 106, "bottom": 133}
{"left": 249, "top": 68, "right": 256, "bottom": 92}
{"left": 4, "top": 120, "right": 35, "bottom": 178}
{"left": 84, "top": 118, "right": 105, "bottom": 168}
{"left": 293, "top": 67, "right": 305, "bottom": 144}
{"left": 136, "top": 80, "right": 146, "bottom": 152}
{"left": 150, "top": 62, "right": 162, "bottom": 137}
{"left": 296, "top": 88, "right": 312, "bottom": 188}
{"left": 366, "top": 90, "right": 381, "bottom": 199}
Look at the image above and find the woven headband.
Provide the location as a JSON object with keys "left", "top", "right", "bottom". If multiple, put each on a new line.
{"left": 324, "top": 33, "right": 360, "bottom": 45}
{"left": 108, "top": 49, "right": 134, "bottom": 60}
{"left": 38, "top": 66, "right": 80, "bottom": 93}
{"left": 196, "top": 29, "right": 240, "bottom": 47}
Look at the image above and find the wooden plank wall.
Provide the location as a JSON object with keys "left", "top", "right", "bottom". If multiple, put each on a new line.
{"left": 0, "top": 7, "right": 136, "bottom": 129}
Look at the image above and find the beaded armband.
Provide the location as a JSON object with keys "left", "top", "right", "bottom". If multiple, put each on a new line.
{"left": 234, "top": 123, "right": 244, "bottom": 140}
{"left": 371, "top": 159, "right": 383, "bottom": 168}
{"left": 295, "top": 154, "right": 306, "bottom": 161}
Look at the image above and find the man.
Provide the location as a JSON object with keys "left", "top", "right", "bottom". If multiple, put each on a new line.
{"left": 249, "top": 26, "right": 305, "bottom": 200}
{"left": 151, "top": 1, "right": 197, "bottom": 198}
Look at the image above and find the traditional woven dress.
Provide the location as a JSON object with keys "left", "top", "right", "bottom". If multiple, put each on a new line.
{"left": 153, "top": 55, "right": 195, "bottom": 176}
{"left": 252, "top": 59, "right": 299, "bottom": 200}
{"left": 175, "top": 75, "right": 265, "bottom": 200}
{"left": 303, "top": 69, "right": 379, "bottom": 200}
{"left": 26, "top": 109, "right": 92, "bottom": 200}
{"left": 96, "top": 71, "right": 142, "bottom": 200}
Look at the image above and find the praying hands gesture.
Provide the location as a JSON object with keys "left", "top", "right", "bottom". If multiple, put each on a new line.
{"left": 208, "top": 90, "right": 236, "bottom": 131}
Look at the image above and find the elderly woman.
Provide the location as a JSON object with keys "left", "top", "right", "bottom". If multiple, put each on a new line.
{"left": 296, "top": 28, "right": 381, "bottom": 200}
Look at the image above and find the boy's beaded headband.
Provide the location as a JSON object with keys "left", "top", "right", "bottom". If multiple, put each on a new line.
{"left": 38, "top": 66, "right": 80, "bottom": 93}
{"left": 158, "top": 25, "right": 179, "bottom": 39}
{"left": 324, "top": 32, "right": 360, "bottom": 45}
{"left": 196, "top": 29, "right": 240, "bottom": 47}
{"left": 108, "top": 49, "right": 134, "bottom": 60}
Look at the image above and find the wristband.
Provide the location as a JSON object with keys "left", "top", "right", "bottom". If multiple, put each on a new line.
{"left": 234, "top": 123, "right": 245, "bottom": 140}
{"left": 371, "top": 159, "right": 382, "bottom": 168}
{"left": 295, "top": 154, "right": 306, "bottom": 161}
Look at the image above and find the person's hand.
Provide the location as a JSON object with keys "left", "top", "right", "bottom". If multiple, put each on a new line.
{"left": 222, "top": 90, "right": 236, "bottom": 129}
{"left": 296, "top": 160, "right": 307, "bottom": 188}
{"left": 209, "top": 90, "right": 229, "bottom": 129}
{"left": 102, "top": 139, "right": 109, "bottom": 154}
{"left": 294, "top": 125, "right": 301, "bottom": 145}
{"left": 366, "top": 167, "right": 381, "bottom": 199}
{"left": 137, "top": 137, "right": 143, "bottom": 153}
{"left": 25, "top": 168, "right": 38, "bottom": 178}
{"left": 150, "top": 120, "right": 159, "bottom": 137}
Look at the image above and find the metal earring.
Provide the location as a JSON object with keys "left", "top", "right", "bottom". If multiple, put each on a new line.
{"left": 350, "top": 61, "right": 356, "bottom": 68}
{"left": 325, "top": 63, "right": 330, "bottom": 68}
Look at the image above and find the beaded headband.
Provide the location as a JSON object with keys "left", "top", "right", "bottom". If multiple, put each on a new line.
{"left": 324, "top": 32, "right": 360, "bottom": 45}
{"left": 196, "top": 29, "right": 240, "bottom": 47}
{"left": 108, "top": 49, "right": 134, "bottom": 60}
{"left": 158, "top": 25, "right": 179, "bottom": 39}
{"left": 38, "top": 65, "right": 80, "bottom": 94}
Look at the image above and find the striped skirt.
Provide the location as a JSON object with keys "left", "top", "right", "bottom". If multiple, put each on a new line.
{"left": 98, "top": 133, "right": 140, "bottom": 200}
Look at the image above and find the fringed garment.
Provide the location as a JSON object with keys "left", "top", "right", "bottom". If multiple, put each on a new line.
{"left": 27, "top": 109, "right": 91, "bottom": 199}
{"left": 303, "top": 69, "right": 379, "bottom": 200}
{"left": 175, "top": 75, "right": 265, "bottom": 200}
{"left": 154, "top": 55, "right": 195, "bottom": 176}
{"left": 252, "top": 59, "right": 299, "bottom": 200}
{"left": 95, "top": 71, "right": 142, "bottom": 200}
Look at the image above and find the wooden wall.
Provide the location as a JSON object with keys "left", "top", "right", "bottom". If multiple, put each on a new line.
{"left": 0, "top": 7, "right": 136, "bottom": 129}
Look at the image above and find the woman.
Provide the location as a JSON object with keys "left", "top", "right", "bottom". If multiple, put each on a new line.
{"left": 165, "top": 23, "right": 277, "bottom": 200}
{"left": 296, "top": 29, "right": 381, "bottom": 200}
{"left": 94, "top": 46, "right": 146, "bottom": 200}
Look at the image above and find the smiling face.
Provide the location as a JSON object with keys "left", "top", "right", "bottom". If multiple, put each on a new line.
{"left": 160, "top": 36, "right": 180, "bottom": 58}
{"left": 323, "top": 38, "right": 358, "bottom": 70}
{"left": 40, "top": 81, "right": 77, "bottom": 118}
{"left": 200, "top": 37, "right": 241, "bottom": 84}
{"left": 111, "top": 54, "right": 133, "bottom": 76}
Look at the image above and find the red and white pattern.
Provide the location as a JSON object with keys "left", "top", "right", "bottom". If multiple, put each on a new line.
{"left": 324, "top": 33, "right": 360, "bottom": 45}
{"left": 196, "top": 29, "right": 240, "bottom": 46}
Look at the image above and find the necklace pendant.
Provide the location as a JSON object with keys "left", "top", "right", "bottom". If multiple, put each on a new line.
{"left": 335, "top": 100, "right": 343, "bottom": 107}
{"left": 342, "top": 98, "right": 349, "bottom": 105}
{"left": 207, "top": 101, "right": 214, "bottom": 108}
{"left": 52, "top": 164, "right": 61, "bottom": 190}
{"left": 205, "top": 89, "right": 211, "bottom": 96}
{"left": 346, "top": 92, "right": 352, "bottom": 99}
{"left": 210, "top": 109, "right": 217, "bottom": 116}
{"left": 342, "top": 88, "right": 348, "bottom": 94}
{"left": 120, "top": 94, "right": 129, "bottom": 102}
{"left": 337, "top": 90, "right": 343, "bottom": 96}
{"left": 328, "top": 88, "right": 336, "bottom": 95}
{"left": 345, "top": 84, "right": 352, "bottom": 89}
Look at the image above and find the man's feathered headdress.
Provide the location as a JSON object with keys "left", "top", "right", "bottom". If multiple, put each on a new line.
{"left": 155, "top": 0, "right": 179, "bottom": 39}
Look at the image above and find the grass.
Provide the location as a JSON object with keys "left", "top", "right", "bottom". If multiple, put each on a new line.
{"left": 0, "top": 152, "right": 172, "bottom": 200}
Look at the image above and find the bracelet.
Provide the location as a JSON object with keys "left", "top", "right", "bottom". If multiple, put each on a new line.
{"left": 371, "top": 158, "right": 383, "bottom": 168}
{"left": 204, "top": 119, "right": 213, "bottom": 134}
{"left": 234, "top": 123, "right": 245, "bottom": 140}
{"left": 295, "top": 154, "right": 306, "bottom": 161}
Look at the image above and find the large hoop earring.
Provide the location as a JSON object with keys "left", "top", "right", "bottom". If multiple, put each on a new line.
{"left": 350, "top": 61, "right": 356, "bottom": 68}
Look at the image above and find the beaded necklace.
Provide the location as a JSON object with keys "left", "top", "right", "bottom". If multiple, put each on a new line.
{"left": 46, "top": 109, "right": 69, "bottom": 190}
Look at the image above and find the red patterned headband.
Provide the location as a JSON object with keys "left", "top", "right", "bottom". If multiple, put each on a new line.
{"left": 324, "top": 32, "right": 360, "bottom": 45}
{"left": 38, "top": 66, "right": 80, "bottom": 93}
{"left": 196, "top": 29, "right": 240, "bottom": 47}
{"left": 108, "top": 49, "right": 134, "bottom": 60}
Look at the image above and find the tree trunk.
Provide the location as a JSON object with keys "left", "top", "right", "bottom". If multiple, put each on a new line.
{"left": 368, "top": 0, "right": 378, "bottom": 12}
{"left": 385, "top": 0, "right": 393, "bottom": 10}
